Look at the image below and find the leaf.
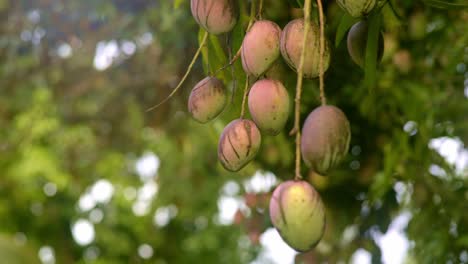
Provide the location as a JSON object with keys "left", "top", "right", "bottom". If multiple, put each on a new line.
{"left": 174, "top": 0, "right": 184, "bottom": 9}
{"left": 335, "top": 12, "right": 358, "bottom": 47}
{"left": 208, "top": 34, "right": 228, "bottom": 79}
{"left": 364, "top": 12, "right": 381, "bottom": 90}
{"left": 380, "top": 1, "right": 403, "bottom": 34}
{"left": 199, "top": 29, "right": 228, "bottom": 79}
{"left": 199, "top": 29, "right": 211, "bottom": 75}
{"left": 456, "top": 235, "right": 468, "bottom": 248}
{"left": 229, "top": 13, "right": 247, "bottom": 81}
{"left": 422, "top": 0, "right": 468, "bottom": 9}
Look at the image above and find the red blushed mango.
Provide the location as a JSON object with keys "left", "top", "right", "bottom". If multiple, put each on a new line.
{"left": 218, "top": 119, "right": 261, "bottom": 172}
{"left": 269, "top": 180, "right": 326, "bottom": 252}
{"left": 248, "top": 79, "right": 290, "bottom": 135}
{"left": 188, "top": 77, "right": 227, "bottom": 123}
{"left": 241, "top": 20, "right": 282, "bottom": 77}
{"left": 280, "top": 18, "right": 331, "bottom": 79}
{"left": 190, "top": 0, "right": 237, "bottom": 34}
{"left": 301, "top": 105, "right": 351, "bottom": 175}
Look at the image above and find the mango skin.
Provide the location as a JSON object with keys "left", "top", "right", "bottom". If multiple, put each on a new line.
{"left": 248, "top": 79, "right": 290, "bottom": 135}
{"left": 188, "top": 77, "right": 227, "bottom": 123}
{"left": 337, "top": 0, "right": 376, "bottom": 18}
{"left": 301, "top": 105, "right": 351, "bottom": 175}
{"left": 269, "top": 180, "right": 326, "bottom": 252}
{"left": 241, "top": 20, "right": 282, "bottom": 77}
{"left": 280, "top": 18, "right": 331, "bottom": 79}
{"left": 347, "top": 21, "right": 384, "bottom": 68}
{"left": 190, "top": 0, "right": 237, "bottom": 34}
{"left": 218, "top": 119, "right": 261, "bottom": 172}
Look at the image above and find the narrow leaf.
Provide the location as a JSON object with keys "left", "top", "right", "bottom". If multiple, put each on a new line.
{"left": 208, "top": 34, "right": 228, "bottom": 79}
{"left": 364, "top": 12, "right": 381, "bottom": 90}
{"left": 198, "top": 29, "right": 211, "bottom": 75}
{"left": 335, "top": 12, "right": 358, "bottom": 47}
{"left": 423, "top": 0, "right": 468, "bottom": 9}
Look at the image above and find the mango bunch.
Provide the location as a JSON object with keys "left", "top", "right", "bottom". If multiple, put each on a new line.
{"left": 184, "top": 0, "right": 382, "bottom": 253}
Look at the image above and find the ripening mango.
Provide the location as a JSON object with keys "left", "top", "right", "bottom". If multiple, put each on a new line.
{"left": 248, "top": 79, "right": 290, "bottom": 135}
{"left": 269, "top": 180, "right": 326, "bottom": 252}
{"left": 188, "top": 77, "right": 227, "bottom": 123}
{"left": 280, "top": 18, "right": 331, "bottom": 79}
{"left": 301, "top": 105, "right": 351, "bottom": 175}
{"left": 241, "top": 20, "right": 282, "bottom": 77}
{"left": 190, "top": 0, "right": 237, "bottom": 34}
{"left": 218, "top": 119, "right": 261, "bottom": 171}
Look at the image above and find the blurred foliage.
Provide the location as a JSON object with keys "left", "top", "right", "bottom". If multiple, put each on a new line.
{"left": 0, "top": 0, "right": 467, "bottom": 263}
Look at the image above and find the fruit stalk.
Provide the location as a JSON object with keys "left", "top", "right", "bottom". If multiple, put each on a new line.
{"left": 240, "top": 75, "right": 250, "bottom": 119}
{"left": 147, "top": 31, "right": 209, "bottom": 111}
{"left": 247, "top": 0, "right": 256, "bottom": 30}
{"left": 291, "top": 0, "right": 312, "bottom": 180}
{"left": 227, "top": 35, "right": 236, "bottom": 106}
{"left": 317, "top": 0, "right": 327, "bottom": 106}
{"left": 258, "top": 0, "right": 264, "bottom": 19}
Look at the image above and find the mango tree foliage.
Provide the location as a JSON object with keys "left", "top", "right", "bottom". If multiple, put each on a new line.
{"left": 0, "top": 0, "right": 466, "bottom": 263}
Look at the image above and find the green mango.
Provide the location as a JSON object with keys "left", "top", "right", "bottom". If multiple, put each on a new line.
{"left": 269, "top": 180, "right": 326, "bottom": 252}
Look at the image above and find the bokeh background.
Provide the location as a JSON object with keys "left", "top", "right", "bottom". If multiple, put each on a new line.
{"left": 0, "top": 0, "right": 467, "bottom": 263}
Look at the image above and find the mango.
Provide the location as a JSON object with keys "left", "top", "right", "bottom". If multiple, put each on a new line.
{"left": 280, "top": 18, "right": 331, "bottom": 78}
{"left": 218, "top": 119, "right": 261, "bottom": 171}
{"left": 188, "top": 77, "right": 227, "bottom": 123}
{"left": 301, "top": 105, "right": 351, "bottom": 175}
{"left": 337, "top": 0, "right": 376, "bottom": 18}
{"left": 190, "top": 0, "right": 237, "bottom": 34}
{"left": 248, "top": 79, "right": 290, "bottom": 135}
{"left": 347, "top": 20, "right": 384, "bottom": 68}
{"left": 241, "top": 20, "right": 282, "bottom": 77}
{"left": 269, "top": 180, "right": 326, "bottom": 252}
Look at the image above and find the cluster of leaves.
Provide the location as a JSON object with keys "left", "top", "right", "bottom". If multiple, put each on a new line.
{"left": 0, "top": 0, "right": 466, "bottom": 263}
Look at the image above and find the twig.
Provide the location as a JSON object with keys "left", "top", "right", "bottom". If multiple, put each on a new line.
{"left": 213, "top": 47, "right": 241, "bottom": 76}
{"left": 317, "top": 0, "right": 327, "bottom": 105}
{"left": 247, "top": 0, "right": 257, "bottom": 30}
{"left": 258, "top": 0, "right": 264, "bottom": 19}
{"left": 240, "top": 75, "right": 250, "bottom": 119}
{"left": 146, "top": 31, "right": 209, "bottom": 112}
{"left": 290, "top": 0, "right": 312, "bottom": 181}
{"left": 227, "top": 35, "right": 237, "bottom": 105}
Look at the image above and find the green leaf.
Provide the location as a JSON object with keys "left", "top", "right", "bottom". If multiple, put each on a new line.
{"left": 364, "top": 12, "right": 381, "bottom": 89}
{"left": 174, "top": 0, "right": 184, "bottom": 9}
{"left": 335, "top": 12, "right": 358, "bottom": 47}
{"left": 422, "top": 0, "right": 468, "bottom": 9}
{"left": 229, "top": 13, "right": 247, "bottom": 82}
{"left": 199, "top": 29, "right": 210, "bottom": 74}
{"left": 456, "top": 235, "right": 468, "bottom": 248}
{"left": 208, "top": 34, "right": 228, "bottom": 80}
{"left": 199, "top": 29, "right": 228, "bottom": 79}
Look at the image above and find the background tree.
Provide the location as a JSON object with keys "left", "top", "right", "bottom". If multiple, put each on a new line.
{"left": 0, "top": 0, "right": 466, "bottom": 263}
